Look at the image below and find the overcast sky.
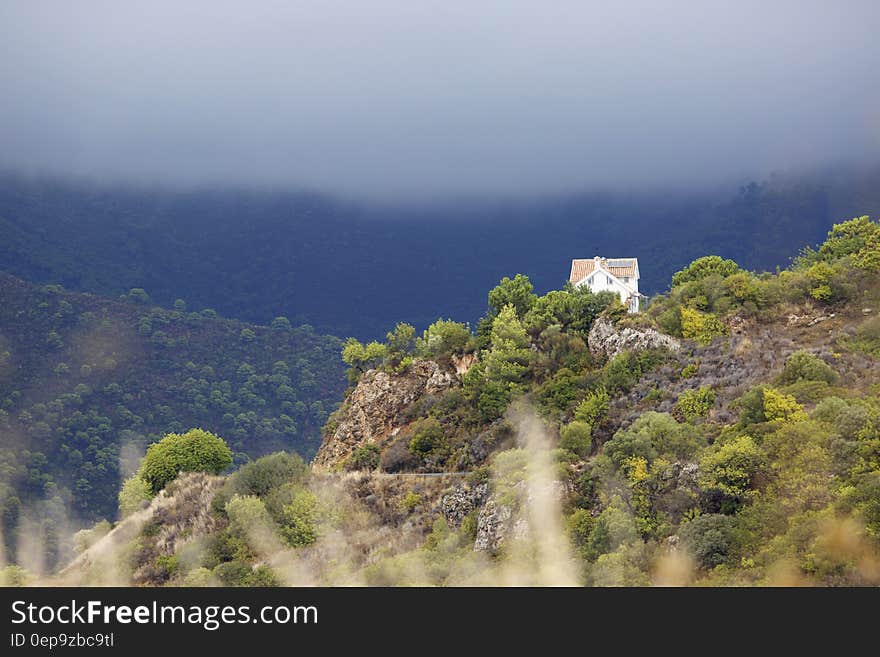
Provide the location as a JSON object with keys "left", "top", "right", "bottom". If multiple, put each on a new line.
{"left": 1, "top": 1, "right": 879, "bottom": 199}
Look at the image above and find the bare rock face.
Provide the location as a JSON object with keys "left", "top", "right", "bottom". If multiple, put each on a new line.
{"left": 451, "top": 352, "right": 478, "bottom": 377}
{"left": 440, "top": 482, "right": 489, "bottom": 528}
{"left": 474, "top": 496, "right": 514, "bottom": 552}
{"left": 588, "top": 316, "right": 681, "bottom": 359}
{"left": 313, "top": 359, "right": 457, "bottom": 468}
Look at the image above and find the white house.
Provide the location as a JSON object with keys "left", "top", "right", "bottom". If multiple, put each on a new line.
{"left": 569, "top": 256, "right": 644, "bottom": 313}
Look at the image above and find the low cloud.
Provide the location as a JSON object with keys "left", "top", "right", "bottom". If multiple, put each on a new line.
{"left": 1, "top": 2, "right": 879, "bottom": 199}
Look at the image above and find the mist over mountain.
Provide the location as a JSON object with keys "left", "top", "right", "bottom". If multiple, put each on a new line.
{"left": 1, "top": 168, "right": 879, "bottom": 339}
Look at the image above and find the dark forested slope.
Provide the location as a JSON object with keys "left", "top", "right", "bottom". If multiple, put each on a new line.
{"left": 0, "top": 273, "right": 344, "bottom": 559}
{"left": 2, "top": 168, "right": 879, "bottom": 339}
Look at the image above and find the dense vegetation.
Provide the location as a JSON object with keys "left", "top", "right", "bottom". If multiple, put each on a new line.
{"left": 0, "top": 273, "right": 344, "bottom": 567}
{"left": 5, "top": 211, "right": 880, "bottom": 587}
{"left": 170, "top": 214, "right": 880, "bottom": 586}
{"left": 2, "top": 169, "right": 880, "bottom": 339}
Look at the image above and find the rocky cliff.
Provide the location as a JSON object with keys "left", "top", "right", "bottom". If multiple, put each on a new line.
{"left": 588, "top": 316, "right": 681, "bottom": 359}
{"left": 313, "top": 359, "right": 459, "bottom": 469}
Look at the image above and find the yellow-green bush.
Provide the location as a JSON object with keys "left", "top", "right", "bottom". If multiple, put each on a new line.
{"left": 680, "top": 307, "right": 726, "bottom": 345}
{"left": 762, "top": 388, "right": 807, "bottom": 423}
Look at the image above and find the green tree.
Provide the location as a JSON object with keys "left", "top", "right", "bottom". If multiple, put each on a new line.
{"left": 487, "top": 274, "right": 537, "bottom": 318}
{"left": 483, "top": 304, "right": 532, "bottom": 384}
{"left": 385, "top": 322, "right": 415, "bottom": 364}
{"left": 559, "top": 421, "right": 593, "bottom": 457}
{"left": 818, "top": 215, "right": 880, "bottom": 270}
{"left": 225, "top": 495, "right": 277, "bottom": 555}
{"left": 699, "top": 435, "right": 765, "bottom": 510}
{"left": 126, "top": 288, "right": 151, "bottom": 304}
{"left": 523, "top": 285, "right": 617, "bottom": 336}
{"left": 416, "top": 319, "right": 473, "bottom": 358}
{"left": 140, "top": 428, "right": 233, "bottom": 494}
{"left": 605, "top": 411, "right": 701, "bottom": 466}
{"left": 341, "top": 338, "right": 387, "bottom": 373}
{"left": 672, "top": 256, "right": 742, "bottom": 287}
{"left": 680, "top": 513, "right": 738, "bottom": 569}
{"left": 118, "top": 475, "right": 151, "bottom": 517}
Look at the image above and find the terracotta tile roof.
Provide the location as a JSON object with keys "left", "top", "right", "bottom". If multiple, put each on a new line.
{"left": 569, "top": 257, "right": 638, "bottom": 283}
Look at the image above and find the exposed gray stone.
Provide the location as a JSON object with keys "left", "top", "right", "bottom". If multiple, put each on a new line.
{"left": 588, "top": 317, "right": 681, "bottom": 359}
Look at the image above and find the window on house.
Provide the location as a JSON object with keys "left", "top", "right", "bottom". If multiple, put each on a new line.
{"left": 624, "top": 277, "right": 629, "bottom": 283}
{"left": 606, "top": 275, "right": 612, "bottom": 285}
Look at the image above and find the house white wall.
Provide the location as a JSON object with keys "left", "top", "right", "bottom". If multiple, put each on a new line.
{"left": 576, "top": 268, "right": 640, "bottom": 313}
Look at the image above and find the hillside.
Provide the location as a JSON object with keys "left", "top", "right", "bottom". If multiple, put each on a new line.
{"left": 29, "top": 215, "right": 880, "bottom": 587}
{"left": 2, "top": 169, "right": 879, "bottom": 338}
{"left": 0, "top": 273, "right": 345, "bottom": 569}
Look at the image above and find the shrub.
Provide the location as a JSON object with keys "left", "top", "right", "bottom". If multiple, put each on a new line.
{"left": 680, "top": 513, "right": 738, "bottom": 569}
{"left": 407, "top": 417, "right": 446, "bottom": 457}
{"left": 566, "top": 508, "right": 595, "bottom": 556}
{"left": 73, "top": 520, "right": 112, "bottom": 553}
{"left": 140, "top": 428, "right": 233, "bottom": 494}
{"left": 584, "top": 502, "right": 640, "bottom": 560}
{"left": 279, "top": 488, "right": 319, "bottom": 547}
{"left": 780, "top": 380, "right": 832, "bottom": 404}
{"left": 536, "top": 367, "right": 589, "bottom": 413}
{"left": 213, "top": 452, "right": 309, "bottom": 513}
{"left": 602, "top": 350, "right": 666, "bottom": 395}
{"left": 852, "top": 315, "right": 880, "bottom": 356}
{"left": 680, "top": 307, "right": 726, "bottom": 345}
{"left": 655, "top": 303, "right": 683, "bottom": 336}
{"left": 380, "top": 434, "right": 422, "bottom": 472}
{"left": 212, "top": 561, "right": 278, "bottom": 587}
{"left": 574, "top": 387, "right": 610, "bottom": 426}
{"left": 399, "top": 491, "right": 423, "bottom": 512}
{"left": 118, "top": 475, "right": 151, "bottom": 516}
{"left": 605, "top": 411, "right": 701, "bottom": 467}
{"left": 126, "top": 288, "right": 150, "bottom": 304}
{"left": 182, "top": 567, "right": 216, "bottom": 586}
{"left": 225, "top": 495, "right": 279, "bottom": 556}
{"left": 762, "top": 388, "right": 807, "bottom": 423}
{"left": 559, "top": 421, "right": 593, "bottom": 457}
{"left": 346, "top": 444, "right": 381, "bottom": 471}
{"left": 736, "top": 385, "right": 769, "bottom": 426}
{"left": 721, "top": 271, "right": 761, "bottom": 306}
{"left": 0, "top": 565, "right": 30, "bottom": 587}
{"left": 672, "top": 386, "right": 716, "bottom": 422}
{"left": 699, "top": 435, "right": 765, "bottom": 509}
{"left": 270, "top": 316, "right": 292, "bottom": 331}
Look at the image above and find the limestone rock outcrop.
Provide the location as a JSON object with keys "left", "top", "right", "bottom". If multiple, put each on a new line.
{"left": 588, "top": 316, "right": 681, "bottom": 359}
{"left": 313, "top": 359, "right": 458, "bottom": 468}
